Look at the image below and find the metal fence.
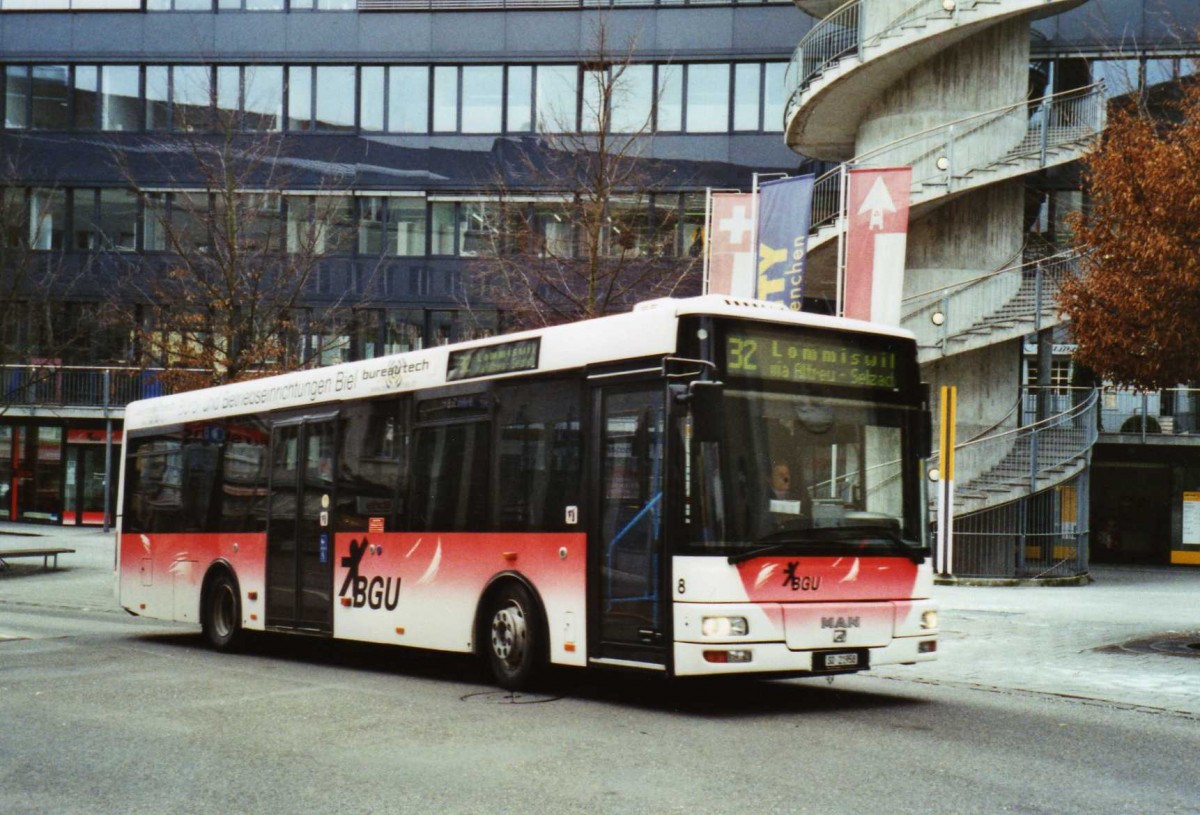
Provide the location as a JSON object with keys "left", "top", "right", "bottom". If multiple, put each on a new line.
{"left": 1020, "top": 387, "right": 1200, "bottom": 438}
{"left": 930, "top": 388, "right": 1097, "bottom": 579}
{"left": 359, "top": 0, "right": 788, "bottom": 8}
{"left": 1, "top": 366, "right": 169, "bottom": 411}
{"left": 806, "top": 84, "right": 1106, "bottom": 233}
{"left": 942, "top": 471, "right": 1089, "bottom": 579}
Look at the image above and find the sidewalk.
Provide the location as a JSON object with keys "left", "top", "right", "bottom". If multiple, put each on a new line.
{"left": 4, "top": 522, "right": 1199, "bottom": 715}
{"left": 872, "top": 565, "right": 1200, "bottom": 716}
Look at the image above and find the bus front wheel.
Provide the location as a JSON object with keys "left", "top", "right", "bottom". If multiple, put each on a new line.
{"left": 202, "top": 570, "right": 243, "bottom": 651}
{"left": 485, "top": 582, "right": 544, "bottom": 691}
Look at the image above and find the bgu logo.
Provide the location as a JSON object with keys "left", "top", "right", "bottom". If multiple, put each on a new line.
{"left": 338, "top": 538, "right": 401, "bottom": 610}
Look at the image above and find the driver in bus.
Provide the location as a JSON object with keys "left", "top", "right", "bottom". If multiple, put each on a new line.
{"left": 766, "top": 460, "right": 805, "bottom": 527}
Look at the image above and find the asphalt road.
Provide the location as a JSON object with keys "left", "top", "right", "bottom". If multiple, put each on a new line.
{"left": 2, "top": 604, "right": 1197, "bottom": 815}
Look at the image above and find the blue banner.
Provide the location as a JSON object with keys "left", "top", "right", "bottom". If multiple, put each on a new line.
{"left": 755, "top": 175, "right": 814, "bottom": 310}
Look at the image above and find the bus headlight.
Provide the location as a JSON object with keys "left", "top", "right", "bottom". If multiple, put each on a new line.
{"left": 921, "top": 610, "right": 938, "bottom": 630}
{"left": 702, "top": 616, "right": 748, "bottom": 637}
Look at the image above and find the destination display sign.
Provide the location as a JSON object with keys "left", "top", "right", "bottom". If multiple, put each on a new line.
{"left": 447, "top": 338, "right": 540, "bottom": 381}
{"left": 724, "top": 327, "right": 901, "bottom": 389}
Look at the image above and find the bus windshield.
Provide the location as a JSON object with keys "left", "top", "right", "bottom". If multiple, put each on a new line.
{"left": 684, "top": 385, "right": 922, "bottom": 559}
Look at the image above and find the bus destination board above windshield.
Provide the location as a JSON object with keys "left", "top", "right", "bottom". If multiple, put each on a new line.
{"left": 447, "top": 338, "right": 540, "bottom": 381}
{"left": 725, "top": 327, "right": 899, "bottom": 388}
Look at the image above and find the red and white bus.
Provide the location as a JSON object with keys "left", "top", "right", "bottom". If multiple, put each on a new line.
{"left": 117, "top": 295, "right": 938, "bottom": 689}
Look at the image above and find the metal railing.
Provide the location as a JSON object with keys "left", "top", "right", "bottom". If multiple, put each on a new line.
{"left": 806, "top": 84, "right": 1106, "bottom": 233}
{"left": 930, "top": 388, "right": 1098, "bottom": 579}
{"left": 0, "top": 366, "right": 170, "bottom": 411}
{"left": 785, "top": 0, "right": 979, "bottom": 105}
{"left": 910, "top": 250, "right": 1080, "bottom": 354}
{"left": 944, "top": 471, "right": 1089, "bottom": 579}
{"left": 1027, "top": 387, "right": 1200, "bottom": 439}
{"left": 784, "top": 0, "right": 1079, "bottom": 126}
{"left": 359, "top": 0, "right": 785, "bottom": 8}
{"left": 933, "top": 387, "right": 1097, "bottom": 512}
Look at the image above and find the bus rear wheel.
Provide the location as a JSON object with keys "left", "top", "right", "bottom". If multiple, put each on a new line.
{"left": 485, "top": 582, "right": 544, "bottom": 691}
{"left": 202, "top": 570, "right": 243, "bottom": 651}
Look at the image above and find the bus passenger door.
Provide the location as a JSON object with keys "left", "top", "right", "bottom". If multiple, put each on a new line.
{"left": 266, "top": 416, "right": 336, "bottom": 633}
{"left": 590, "top": 383, "right": 667, "bottom": 668}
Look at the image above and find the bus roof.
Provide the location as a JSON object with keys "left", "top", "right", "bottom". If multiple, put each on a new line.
{"left": 123, "top": 295, "right": 915, "bottom": 432}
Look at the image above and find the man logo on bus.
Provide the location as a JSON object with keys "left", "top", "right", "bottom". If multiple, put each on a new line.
{"left": 781, "top": 562, "right": 822, "bottom": 592}
{"left": 338, "top": 537, "right": 401, "bottom": 611}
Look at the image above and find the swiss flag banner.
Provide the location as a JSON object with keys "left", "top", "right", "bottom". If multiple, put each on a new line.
{"left": 844, "top": 167, "right": 912, "bottom": 325}
{"left": 705, "top": 192, "right": 756, "bottom": 298}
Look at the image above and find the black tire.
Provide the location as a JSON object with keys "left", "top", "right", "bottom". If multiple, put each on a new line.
{"left": 201, "top": 570, "right": 243, "bottom": 651}
{"left": 484, "top": 582, "right": 545, "bottom": 691}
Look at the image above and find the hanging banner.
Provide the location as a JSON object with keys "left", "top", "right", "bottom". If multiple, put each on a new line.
{"left": 705, "top": 192, "right": 756, "bottom": 298}
{"left": 844, "top": 167, "right": 912, "bottom": 325}
{"left": 755, "top": 174, "right": 814, "bottom": 310}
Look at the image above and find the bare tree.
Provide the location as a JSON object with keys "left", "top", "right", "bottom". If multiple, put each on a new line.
{"left": 110, "top": 73, "right": 366, "bottom": 393}
{"left": 466, "top": 20, "right": 700, "bottom": 330}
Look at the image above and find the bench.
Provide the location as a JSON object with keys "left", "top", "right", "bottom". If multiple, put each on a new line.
{"left": 0, "top": 548, "right": 76, "bottom": 570}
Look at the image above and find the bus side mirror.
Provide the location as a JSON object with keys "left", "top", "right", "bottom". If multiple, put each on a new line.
{"left": 690, "top": 381, "right": 725, "bottom": 443}
{"left": 920, "top": 383, "right": 933, "bottom": 458}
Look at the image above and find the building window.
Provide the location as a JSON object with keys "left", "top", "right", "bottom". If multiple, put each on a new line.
{"left": 72, "top": 66, "right": 98, "bottom": 130}
{"left": 611, "top": 64, "right": 653, "bottom": 134}
{"left": 218, "top": 0, "right": 286, "bottom": 8}
{"left": 430, "top": 202, "right": 456, "bottom": 255}
{"left": 733, "top": 63, "right": 761, "bottom": 131}
{"left": 101, "top": 66, "right": 140, "bottom": 132}
{"left": 461, "top": 65, "right": 503, "bottom": 133}
{"left": 686, "top": 63, "right": 730, "bottom": 133}
{"left": 244, "top": 66, "right": 283, "bottom": 131}
{"left": 385, "top": 309, "right": 425, "bottom": 354}
{"left": 29, "top": 188, "right": 66, "bottom": 251}
{"left": 174, "top": 65, "right": 213, "bottom": 131}
{"left": 216, "top": 65, "right": 240, "bottom": 127}
{"left": 388, "top": 66, "right": 428, "bottom": 133}
{"left": 143, "top": 193, "right": 167, "bottom": 252}
{"left": 145, "top": 66, "right": 170, "bottom": 130}
{"left": 98, "top": 189, "right": 138, "bottom": 252}
{"left": 286, "top": 66, "right": 313, "bottom": 131}
{"left": 506, "top": 66, "right": 533, "bottom": 133}
{"left": 432, "top": 66, "right": 458, "bottom": 132}
{"left": 763, "top": 61, "right": 787, "bottom": 133}
{"left": 536, "top": 65, "right": 577, "bottom": 133}
{"left": 657, "top": 64, "right": 682, "bottom": 132}
{"left": 315, "top": 65, "right": 355, "bottom": 131}
{"left": 387, "top": 198, "right": 427, "bottom": 257}
{"left": 4, "top": 66, "right": 29, "bottom": 129}
{"left": 31, "top": 65, "right": 69, "bottom": 131}
{"left": 360, "top": 66, "right": 385, "bottom": 132}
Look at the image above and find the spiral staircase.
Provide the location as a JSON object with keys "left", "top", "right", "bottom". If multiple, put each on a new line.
{"left": 783, "top": 0, "right": 1105, "bottom": 577}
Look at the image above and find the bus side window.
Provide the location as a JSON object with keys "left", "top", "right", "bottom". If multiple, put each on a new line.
{"left": 124, "top": 436, "right": 184, "bottom": 534}
{"left": 336, "top": 399, "right": 405, "bottom": 532}
{"left": 217, "top": 418, "right": 269, "bottom": 534}
{"left": 494, "top": 379, "right": 582, "bottom": 532}
{"left": 410, "top": 420, "right": 490, "bottom": 533}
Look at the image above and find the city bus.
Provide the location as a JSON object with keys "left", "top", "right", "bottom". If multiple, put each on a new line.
{"left": 116, "top": 295, "right": 938, "bottom": 689}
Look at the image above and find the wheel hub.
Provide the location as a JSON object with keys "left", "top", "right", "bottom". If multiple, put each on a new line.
{"left": 213, "top": 584, "right": 235, "bottom": 639}
{"left": 491, "top": 603, "right": 527, "bottom": 666}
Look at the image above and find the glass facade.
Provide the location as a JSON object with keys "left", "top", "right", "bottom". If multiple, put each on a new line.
{"left": 2, "top": 60, "right": 788, "bottom": 136}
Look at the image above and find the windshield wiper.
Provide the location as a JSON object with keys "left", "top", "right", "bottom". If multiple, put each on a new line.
{"left": 726, "top": 525, "right": 927, "bottom": 565}
{"left": 727, "top": 541, "right": 804, "bottom": 565}
{"left": 829, "top": 525, "right": 928, "bottom": 565}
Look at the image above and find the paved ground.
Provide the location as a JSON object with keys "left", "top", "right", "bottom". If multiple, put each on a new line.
{"left": 3, "top": 522, "right": 1198, "bottom": 716}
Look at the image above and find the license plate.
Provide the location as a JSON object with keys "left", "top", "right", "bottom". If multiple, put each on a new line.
{"left": 815, "top": 650, "right": 866, "bottom": 671}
